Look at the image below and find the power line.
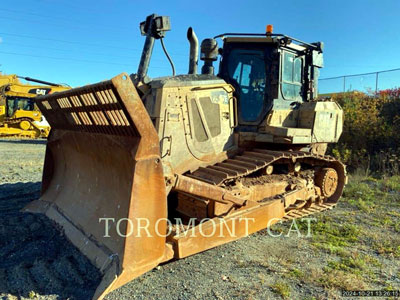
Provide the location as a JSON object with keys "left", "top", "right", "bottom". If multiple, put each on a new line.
{"left": 2, "top": 41, "right": 188, "bottom": 63}
{"left": 0, "top": 32, "right": 141, "bottom": 52}
{"left": 1, "top": 15, "right": 113, "bottom": 34}
{"left": 0, "top": 8, "right": 190, "bottom": 53}
{"left": 0, "top": 7, "right": 85, "bottom": 20}
{"left": 0, "top": 8, "right": 112, "bottom": 30}
{"left": 0, "top": 50, "right": 131, "bottom": 66}
{"left": 3, "top": 41, "right": 136, "bottom": 58}
{"left": 0, "top": 32, "right": 188, "bottom": 56}
{"left": 0, "top": 50, "right": 174, "bottom": 69}
{"left": 0, "top": 7, "right": 146, "bottom": 36}
{"left": 0, "top": 7, "right": 137, "bottom": 33}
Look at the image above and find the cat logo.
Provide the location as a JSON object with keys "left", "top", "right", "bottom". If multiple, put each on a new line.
{"left": 36, "top": 89, "right": 48, "bottom": 95}
{"left": 28, "top": 88, "right": 51, "bottom": 95}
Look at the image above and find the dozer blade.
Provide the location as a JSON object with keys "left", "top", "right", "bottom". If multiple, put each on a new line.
{"left": 23, "top": 73, "right": 168, "bottom": 300}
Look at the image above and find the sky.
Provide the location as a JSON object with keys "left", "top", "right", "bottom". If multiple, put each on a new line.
{"left": 0, "top": 0, "right": 399, "bottom": 89}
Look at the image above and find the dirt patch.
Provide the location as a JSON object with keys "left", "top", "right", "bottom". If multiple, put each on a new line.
{"left": 1, "top": 139, "right": 46, "bottom": 183}
{"left": 0, "top": 140, "right": 101, "bottom": 300}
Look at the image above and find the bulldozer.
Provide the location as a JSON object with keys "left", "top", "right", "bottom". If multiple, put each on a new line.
{"left": 24, "top": 14, "right": 346, "bottom": 299}
{"left": 0, "top": 73, "right": 70, "bottom": 138}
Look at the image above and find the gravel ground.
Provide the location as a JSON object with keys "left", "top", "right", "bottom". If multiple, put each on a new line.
{"left": 0, "top": 139, "right": 100, "bottom": 300}
{"left": 1, "top": 139, "right": 399, "bottom": 300}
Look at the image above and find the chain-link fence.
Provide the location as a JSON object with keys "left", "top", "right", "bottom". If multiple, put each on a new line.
{"left": 318, "top": 68, "right": 400, "bottom": 95}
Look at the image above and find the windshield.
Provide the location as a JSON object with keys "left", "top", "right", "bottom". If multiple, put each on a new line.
{"left": 226, "top": 49, "right": 266, "bottom": 122}
{"left": 7, "top": 97, "right": 35, "bottom": 117}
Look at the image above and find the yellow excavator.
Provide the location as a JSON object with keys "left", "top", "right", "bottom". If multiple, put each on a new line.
{"left": 24, "top": 14, "right": 346, "bottom": 299}
{"left": 0, "top": 73, "right": 70, "bottom": 138}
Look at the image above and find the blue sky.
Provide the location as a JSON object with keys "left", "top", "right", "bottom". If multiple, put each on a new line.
{"left": 1, "top": 0, "right": 399, "bottom": 88}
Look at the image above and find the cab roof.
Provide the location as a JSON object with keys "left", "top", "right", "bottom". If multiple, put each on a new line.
{"left": 222, "top": 36, "right": 307, "bottom": 52}
{"left": 215, "top": 33, "right": 323, "bottom": 53}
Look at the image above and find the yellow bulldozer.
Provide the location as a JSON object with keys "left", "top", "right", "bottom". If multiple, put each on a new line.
{"left": 0, "top": 73, "right": 70, "bottom": 138}
{"left": 24, "top": 14, "right": 347, "bottom": 299}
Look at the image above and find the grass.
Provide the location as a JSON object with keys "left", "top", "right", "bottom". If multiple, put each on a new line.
{"left": 267, "top": 172, "right": 400, "bottom": 297}
{"left": 313, "top": 218, "right": 360, "bottom": 244}
{"left": 325, "top": 252, "right": 381, "bottom": 276}
{"left": 380, "top": 175, "right": 400, "bottom": 192}
{"left": 374, "top": 240, "right": 400, "bottom": 257}
{"left": 317, "top": 270, "right": 366, "bottom": 290}
{"left": 288, "top": 268, "right": 303, "bottom": 279}
{"left": 270, "top": 281, "right": 291, "bottom": 299}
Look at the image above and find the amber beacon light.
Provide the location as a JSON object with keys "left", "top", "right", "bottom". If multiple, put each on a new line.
{"left": 266, "top": 24, "right": 273, "bottom": 34}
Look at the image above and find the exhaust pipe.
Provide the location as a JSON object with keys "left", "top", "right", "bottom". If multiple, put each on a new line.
{"left": 137, "top": 15, "right": 158, "bottom": 82}
{"left": 137, "top": 14, "right": 171, "bottom": 82}
{"left": 137, "top": 34, "right": 155, "bottom": 82}
{"left": 187, "top": 27, "right": 198, "bottom": 75}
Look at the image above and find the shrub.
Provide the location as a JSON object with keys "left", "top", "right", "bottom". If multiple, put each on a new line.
{"left": 328, "top": 89, "right": 400, "bottom": 174}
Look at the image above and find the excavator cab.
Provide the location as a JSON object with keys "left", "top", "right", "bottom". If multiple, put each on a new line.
{"left": 6, "top": 97, "right": 36, "bottom": 117}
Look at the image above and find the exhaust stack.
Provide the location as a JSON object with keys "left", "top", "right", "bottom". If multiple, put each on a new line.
{"left": 137, "top": 14, "right": 171, "bottom": 82}
{"left": 187, "top": 27, "right": 198, "bottom": 75}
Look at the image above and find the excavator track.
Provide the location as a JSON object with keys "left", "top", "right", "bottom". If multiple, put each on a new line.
{"left": 184, "top": 149, "right": 346, "bottom": 220}
{"left": 1, "top": 117, "right": 43, "bottom": 138}
{"left": 4, "top": 117, "right": 33, "bottom": 126}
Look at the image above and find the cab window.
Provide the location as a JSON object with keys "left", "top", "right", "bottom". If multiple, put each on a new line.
{"left": 227, "top": 49, "right": 266, "bottom": 122}
{"left": 7, "top": 98, "right": 35, "bottom": 117}
{"left": 282, "top": 52, "right": 302, "bottom": 100}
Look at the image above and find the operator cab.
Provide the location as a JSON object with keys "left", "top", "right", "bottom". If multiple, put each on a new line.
{"left": 217, "top": 33, "right": 324, "bottom": 130}
{"left": 6, "top": 97, "right": 35, "bottom": 117}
